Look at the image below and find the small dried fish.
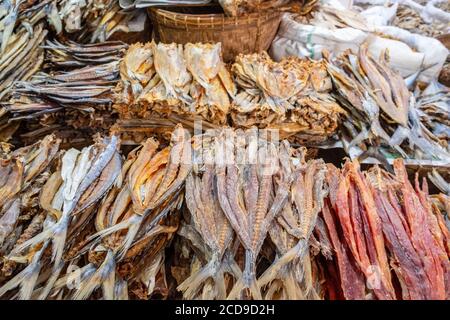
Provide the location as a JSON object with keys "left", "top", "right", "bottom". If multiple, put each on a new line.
{"left": 231, "top": 52, "right": 344, "bottom": 144}
{"left": 114, "top": 42, "right": 235, "bottom": 126}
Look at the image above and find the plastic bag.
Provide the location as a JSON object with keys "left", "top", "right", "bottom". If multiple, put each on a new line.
{"left": 270, "top": 13, "right": 448, "bottom": 83}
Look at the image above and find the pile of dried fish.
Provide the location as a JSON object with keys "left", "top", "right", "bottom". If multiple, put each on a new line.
{"left": 1, "top": 40, "right": 127, "bottom": 145}
{"left": 0, "top": 22, "right": 47, "bottom": 101}
{"left": 415, "top": 81, "right": 450, "bottom": 149}
{"left": 0, "top": 135, "right": 61, "bottom": 274}
{"left": 69, "top": 125, "right": 191, "bottom": 300}
{"left": 0, "top": 134, "right": 121, "bottom": 299}
{"left": 0, "top": 125, "right": 449, "bottom": 300}
{"left": 325, "top": 44, "right": 450, "bottom": 162}
{"left": 231, "top": 52, "right": 344, "bottom": 144}
{"left": 392, "top": 0, "right": 450, "bottom": 37}
{"left": 44, "top": 39, "right": 128, "bottom": 69}
{"left": 321, "top": 159, "right": 449, "bottom": 300}
{"left": 0, "top": 125, "right": 194, "bottom": 300}
{"left": 114, "top": 42, "right": 236, "bottom": 126}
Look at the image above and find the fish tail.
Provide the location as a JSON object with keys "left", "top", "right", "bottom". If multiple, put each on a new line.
{"left": 258, "top": 240, "right": 304, "bottom": 288}
{"left": 18, "top": 262, "right": 41, "bottom": 300}
{"left": 82, "top": 215, "right": 142, "bottom": 256}
{"left": 177, "top": 259, "right": 216, "bottom": 299}
{"left": 72, "top": 251, "right": 115, "bottom": 300}
{"left": 216, "top": 267, "right": 227, "bottom": 300}
{"left": 51, "top": 220, "right": 69, "bottom": 267}
{"left": 0, "top": 258, "right": 41, "bottom": 299}
{"left": 38, "top": 262, "right": 64, "bottom": 300}
{"left": 102, "top": 268, "right": 116, "bottom": 300}
{"left": 114, "top": 278, "right": 128, "bottom": 300}
{"left": 228, "top": 253, "right": 261, "bottom": 300}
{"left": 226, "top": 277, "right": 244, "bottom": 300}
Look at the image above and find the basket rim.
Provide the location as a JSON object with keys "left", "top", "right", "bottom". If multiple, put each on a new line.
{"left": 149, "top": 7, "right": 281, "bottom": 25}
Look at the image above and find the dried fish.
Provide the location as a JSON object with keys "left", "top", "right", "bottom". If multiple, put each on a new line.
{"left": 52, "top": 125, "right": 191, "bottom": 300}
{"left": 0, "top": 134, "right": 120, "bottom": 298}
{"left": 259, "top": 153, "right": 328, "bottom": 299}
{"left": 4, "top": 40, "right": 125, "bottom": 145}
{"left": 231, "top": 52, "right": 344, "bottom": 144}
{"left": 325, "top": 44, "right": 450, "bottom": 162}
{"left": 176, "top": 133, "right": 235, "bottom": 299}
{"left": 114, "top": 42, "right": 235, "bottom": 126}
{"left": 320, "top": 159, "right": 450, "bottom": 300}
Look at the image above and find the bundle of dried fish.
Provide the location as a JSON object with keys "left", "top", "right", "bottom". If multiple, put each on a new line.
{"left": 258, "top": 153, "right": 328, "bottom": 299}
{"left": 0, "top": 23, "right": 47, "bottom": 101}
{"left": 175, "top": 133, "right": 236, "bottom": 299}
{"left": 3, "top": 56, "right": 121, "bottom": 145}
{"left": 43, "top": 39, "right": 128, "bottom": 69}
{"left": 325, "top": 44, "right": 450, "bottom": 162}
{"left": 231, "top": 52, "right": 344, "bottom": 144}
{"left": 190, "top": 128, "right": 295, "bottom": 299}
{"left": 114, "top": 41, "right": 235, "bottom": 125}
{"left": 321, "top": 159, "right": 449, "bottom": 300}
{"left": 0, "top": 134, "right": 120, "bottom": 299}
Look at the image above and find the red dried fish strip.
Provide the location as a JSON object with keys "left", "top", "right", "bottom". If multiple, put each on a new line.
{"left": 322, "top": 201, "right": 365, "bottom": 300}
{"left": 393, "top": 160, "right": 448, "bottom": 300}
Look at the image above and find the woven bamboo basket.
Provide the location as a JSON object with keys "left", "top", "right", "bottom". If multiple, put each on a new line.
{"left": 148, "top": 5, "right": 282, "bottom": 62}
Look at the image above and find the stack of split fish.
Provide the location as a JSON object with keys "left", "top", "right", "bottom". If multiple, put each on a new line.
{"left": 113, "top": 41, "right": 236, "bottom": 143}
{"left": 2, "top": 40, "right": 128, "bottom": 145}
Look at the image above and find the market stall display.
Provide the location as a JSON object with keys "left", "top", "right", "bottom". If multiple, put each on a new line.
{"left": 0, "top": 0, "right": 448, "bottom": 300}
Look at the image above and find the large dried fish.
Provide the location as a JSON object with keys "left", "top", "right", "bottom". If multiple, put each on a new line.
{"left": 320, "top": 159, "right": 449, "bottom": 300}
{"left": 176, "top": 133, "right": 235, "bottom": 299}
{"left": 259, "top": 154, "right": 328, "bottom": 299}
